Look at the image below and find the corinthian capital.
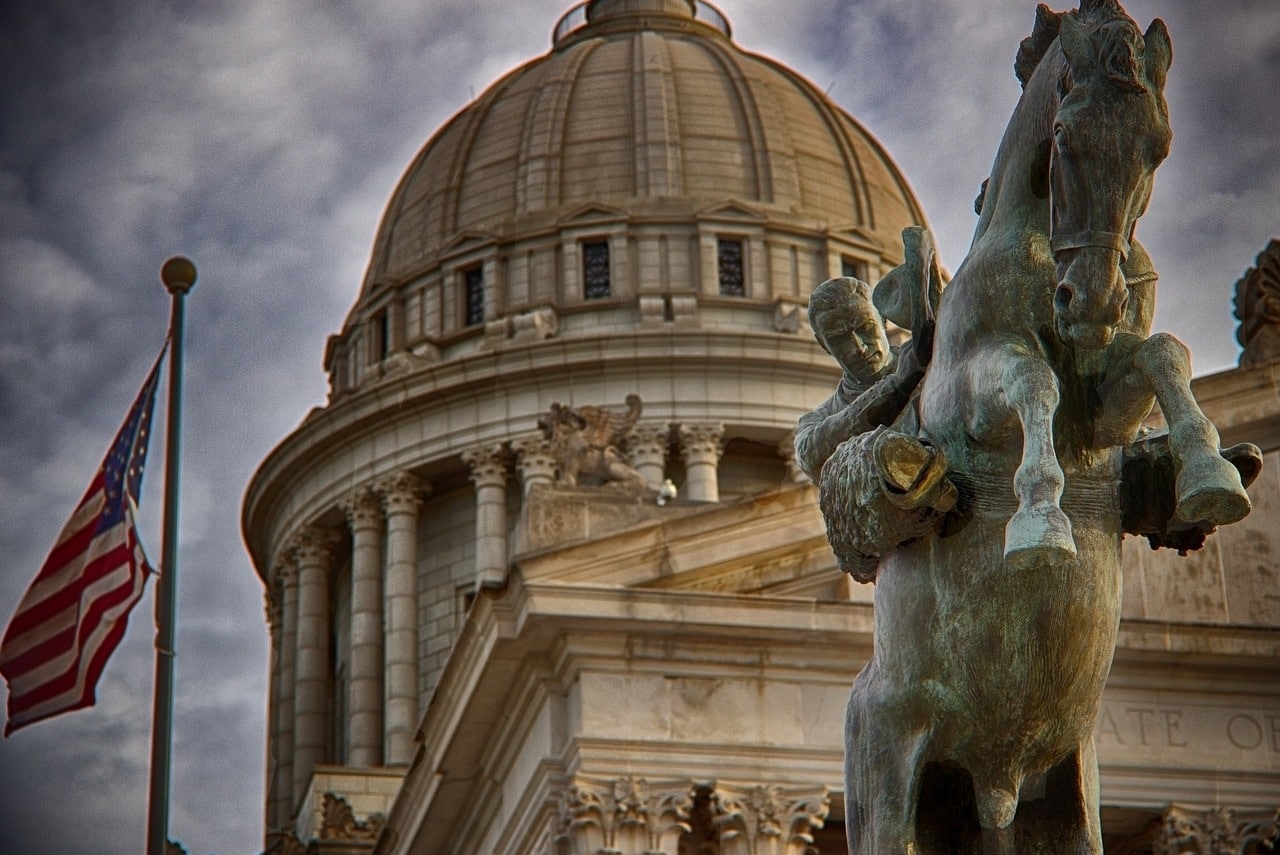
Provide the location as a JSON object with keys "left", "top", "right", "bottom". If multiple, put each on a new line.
{"left": 289, "top": 525, "right": 341, "bottom": 568}
{"left": 626, "top": 422, "right": 671, "bottom": 459}
{"left": 272, "top": 551, "right": 299, "bottom": 587}
{"left": 341, "top": 487, "right": 382, "bottom": 531}
{"left": 678, "top": 422, "right": 724, "bottom": 463}
{"left": 1155, "top": 805, "right": 1280, "bottom": 855}
{"left": 462, "top": 443, "right": 510, "bottom": 488}
{"left": 511, "top": 433, "right": 557, "bottom": 483}
{"left": 558, "top": 776, "right": 694, "bottom": 855}
{"left": 713, "top": 784, "right": 830, "bottom": 855}
{"left": 376, "top": 470, "right": 428, "bottom": 514}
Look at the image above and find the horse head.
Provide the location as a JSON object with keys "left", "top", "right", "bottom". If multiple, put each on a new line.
{"left": 1048, "top": 7, "right": 1172, "bottom": 348}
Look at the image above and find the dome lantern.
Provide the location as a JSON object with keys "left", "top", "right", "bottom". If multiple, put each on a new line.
{"left": 586, "top": 0, "right": 695, "bottom": 22}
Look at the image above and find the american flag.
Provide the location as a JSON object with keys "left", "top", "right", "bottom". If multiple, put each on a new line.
{"left": 1, "top": 347, "right": 165, "bottom": 735}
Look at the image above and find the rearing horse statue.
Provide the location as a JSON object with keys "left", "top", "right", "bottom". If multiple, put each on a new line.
{"left": 833, "top": 2, "right": 1254, "bottom": 851}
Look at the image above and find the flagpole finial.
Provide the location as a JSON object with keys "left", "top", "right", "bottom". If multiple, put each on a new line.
{"left": 160, "top": 257, "right": 197, "bottom": 295}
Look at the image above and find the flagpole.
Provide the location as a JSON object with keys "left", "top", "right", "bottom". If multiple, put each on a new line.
{"left": 147, "top": 256, "right": 196, "bottom": 855}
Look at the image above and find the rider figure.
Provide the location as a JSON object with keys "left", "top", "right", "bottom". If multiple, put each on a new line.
{"left": 796, "top": 227, "right": 956, "bottom": 580}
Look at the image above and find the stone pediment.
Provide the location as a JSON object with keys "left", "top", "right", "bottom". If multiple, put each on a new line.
{"left": 696, "top": 200, "right": 765, "bottom": 222}
{"left": 512, "top": 483, "right": 839, "bottom": 597}
{"left": 558, "top": 202, "right": 628, "bottom": 225}
{"left": 827, "top": 224, "right": 881, "bottom": 249}
{"left": 439, "top": 229, "right": 498, "bottom": 256}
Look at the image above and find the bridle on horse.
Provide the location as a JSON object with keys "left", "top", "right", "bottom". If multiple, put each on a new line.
{"left": 1047, "top": 143, "right": 1134, "bottom": 265}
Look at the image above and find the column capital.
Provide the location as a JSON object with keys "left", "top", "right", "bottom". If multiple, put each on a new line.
{"left": 376, "top": 470, "right": 429, "bottom": 514}
{"left": 272, "top": 552, "right": 299, "bottom": 586}
{"left": 626, "top": 422, "right": 671, "bottom": 457}
{"left": 1155, "top": 805, "right": 1280, "bottom": 855}
{"left": 511, "top": 432, "right": 557, "bottom": 485}
{"left": 289, "top": 525, "right": 342, "bottom": 568}
{"left": 712, "top": 784, "right": 830, "bottom": 855}
{"left": 510, "top": 432, "right": 554, "bottom": 462}
{"left": 558, "top": 776, "right": 695, "bottom": 855}
{"left": 341, "top": 486, "right": 383, "bottom": 531}
{"left": 678, "top": 422, "right": 724, "bottom": 462}
{"left": 264, "top": 590, "right": 282, "bottom": 637}
{"left": 462, "top": 443, "right": 510, "bottom": 488}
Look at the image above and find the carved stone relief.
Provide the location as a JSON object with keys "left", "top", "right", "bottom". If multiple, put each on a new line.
{"left": 1154, "top": 805, "right": 1280, "bottom": 855}
{"left": 318, "top": 792, "right": 386, "bottom": 842}
{"left": 556, "top": 778, "right": 829, "bottom": 855}
{"left": 262, "top": 831, "right": 309, "bottom": 855}
{"left": 538, "top": 395, "right": 649, "bottom": 491}
{"left": 1234, "top": 239, "right": 1280, "bottom": 369}
{"left": 558, "top": 777, "right": 694, "bottom": 855}
{"left": 713, "top": 784, "right": 831, "bottom": 855}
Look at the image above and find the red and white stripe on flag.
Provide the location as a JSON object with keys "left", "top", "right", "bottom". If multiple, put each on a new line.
{"left": 1, "top": 347, "right": 165, "bottom": 735}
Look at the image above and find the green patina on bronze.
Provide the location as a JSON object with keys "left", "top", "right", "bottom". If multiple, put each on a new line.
{"left": 806, "top": 2, "right": 1262, "bottom": 851}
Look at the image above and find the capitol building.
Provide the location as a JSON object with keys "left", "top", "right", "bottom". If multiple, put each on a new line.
{"left": 242, "top": 2, "right": 1280, "bottom": 852}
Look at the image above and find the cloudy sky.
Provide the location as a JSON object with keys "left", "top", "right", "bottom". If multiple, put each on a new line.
{"left": 0, "top": 1, "right": 1275, "bottom": 852}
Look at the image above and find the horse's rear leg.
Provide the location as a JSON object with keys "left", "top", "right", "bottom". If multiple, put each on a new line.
{"left": 999, "top": 356, "right": 1076, "bottom": 568}
{"left": 846, "top": 682, "right": 927, "bottom": 854}
{"left": 1136, "top": 334, "right": 1250, "bottom": 525}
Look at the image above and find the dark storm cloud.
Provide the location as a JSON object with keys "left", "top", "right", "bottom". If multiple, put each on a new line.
{"left": 0, "top": 1, "right": 1276, "bottom": 853}
{"left": 735, "top": 0, "right": 1280, "bottom": 372}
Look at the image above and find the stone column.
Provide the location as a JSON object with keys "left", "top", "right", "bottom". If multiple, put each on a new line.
{"left": 626, "top": 422, "right": 670, "bottom": 490}
{"left": 274, "top": 557, "right": 299, "bottom": 822}
{"left": 462, "top": 444, "right": 510, "bottom": 589}
{"left": 340, "top": 488, "right": 383, "bottom": 768}
{"left": 265, "top": 586, "right": 283, "bottom": 831}
{"left": 678, "top": 423, "right": 724, "bottom": 502}
{"left": 512, "top": 433, "right": 557, "bottom": 496}
{"left": 291, "top": 525, "right": 340, "bottom": 808}
{"left": 376, "top": 471, "right": 427, "bottom": 766}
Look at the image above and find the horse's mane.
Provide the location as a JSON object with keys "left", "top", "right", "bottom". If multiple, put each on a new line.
{"left": 1015, "top": 4, "right": 1064, "bottom": 88}
{"left": 1014, "top": 0, "right": 1137, "bottom": 89}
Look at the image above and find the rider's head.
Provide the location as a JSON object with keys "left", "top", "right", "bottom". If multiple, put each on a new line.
{"left": 809, "top": 276, "right": 892, "bottom": 382}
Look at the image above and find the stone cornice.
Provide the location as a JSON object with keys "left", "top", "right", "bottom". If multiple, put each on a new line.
{"left": 513, "top": 482, "right": 831, "bottom": 589}
{"left": 244, "top": 328, "right": 842, "bottom": 578}
{"left": 377, "top": 578, "right": 868, "bottom": 855}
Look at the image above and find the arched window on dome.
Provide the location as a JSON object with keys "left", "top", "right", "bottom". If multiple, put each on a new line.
{"left": 582, "top": 240, "right": 611, "bottom": 300}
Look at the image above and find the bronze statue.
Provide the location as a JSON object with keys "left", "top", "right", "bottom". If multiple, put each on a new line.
{"left": 816, "top": 3, "right": 1260, "bottom": 850}
{"left": 796, "top": 227, "right": 955, "bottom": 581}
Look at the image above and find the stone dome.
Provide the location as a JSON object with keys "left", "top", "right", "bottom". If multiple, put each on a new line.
{"left": 366, "top": 0, "right": 923, "bottom": 289}
{"left": 316, "top": 0, "right": 929, "bottom": 400}
{"left": 248, "top": 0, "right": 932, "bottom": 583}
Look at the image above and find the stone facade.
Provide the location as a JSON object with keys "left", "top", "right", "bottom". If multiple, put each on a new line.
{"left": 243, "top": 3, "right": 1279, "bottom": 853}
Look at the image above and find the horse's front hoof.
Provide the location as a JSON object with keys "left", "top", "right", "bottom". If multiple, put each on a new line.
{"left": 1004, "top": 505, "right": 1076, "bottom": 570}
{"left": 1175, "top": 457, "right": 1252, "bottom": 526}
